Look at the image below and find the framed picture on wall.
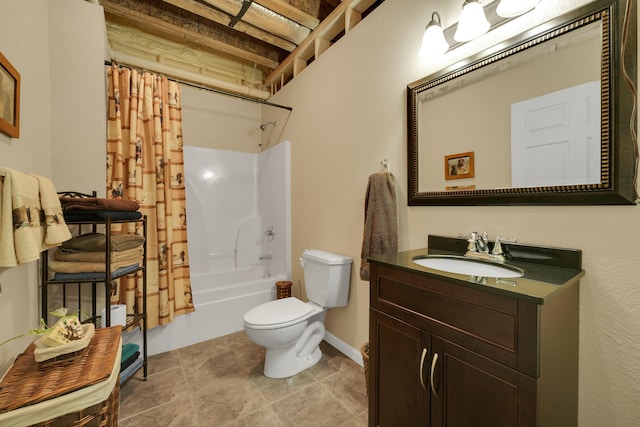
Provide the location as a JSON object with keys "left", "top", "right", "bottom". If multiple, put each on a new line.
{"left": 0, "top": 51, "right": 20, "bottom": 138}
{"left": 444, "top": 151, "right": 474, "bottom": 180}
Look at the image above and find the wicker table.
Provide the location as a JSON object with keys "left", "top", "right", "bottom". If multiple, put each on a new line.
{"left": 0, "top": 326, "right": 122, "bottom": 427}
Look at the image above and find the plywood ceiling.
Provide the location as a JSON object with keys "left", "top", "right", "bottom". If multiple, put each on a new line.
{"left": 100, "top": 0, "right": 384, "bottom": 100}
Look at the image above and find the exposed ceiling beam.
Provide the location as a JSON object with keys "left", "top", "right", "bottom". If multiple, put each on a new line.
{"left": 265, "top": 0, "right": 378, "bottom": 86}
{"left": 252, "top": 0, "right": 320, "bottom": 29}
{"left": 102, "top": 0, "right": 279, "bottom": 70}
{"left": 162, "top": 0, "right": 297, "bottom": 52}
{"left": 200, "top": 0, "right": 311, "bottom": 44}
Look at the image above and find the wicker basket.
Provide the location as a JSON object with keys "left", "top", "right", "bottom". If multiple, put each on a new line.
{"left": 276, "top": 280, "right": 292, "bottom": 299}
{"left": 361, "top": 342, "right": 369, "bottom": 397}
{"left": 0, "top": 327, "right": 122, "bottom": 427}
{"left": 30, "top": 381, "right": 119, "bottom": 427}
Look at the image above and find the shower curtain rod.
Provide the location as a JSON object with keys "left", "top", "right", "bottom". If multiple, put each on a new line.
{"left": 104, "top": 60, "right": 293, "bottom": 112}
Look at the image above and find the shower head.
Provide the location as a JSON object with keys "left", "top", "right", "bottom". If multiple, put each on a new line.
{"left": 260, "top": 121, "right": 277, "bottom": 131}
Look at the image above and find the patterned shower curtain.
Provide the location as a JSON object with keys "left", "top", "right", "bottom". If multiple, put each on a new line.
{"left": 105, "top": 64, "right": 194, "bottom": 328}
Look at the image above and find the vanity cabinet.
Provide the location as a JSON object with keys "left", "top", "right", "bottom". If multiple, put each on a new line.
{"left": 368, "top": 261, "right": 579, "bottom": 427}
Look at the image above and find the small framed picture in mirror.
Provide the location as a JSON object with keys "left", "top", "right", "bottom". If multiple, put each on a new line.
{"left": 0, "top": 51, "right": 20, "bottom": 138}
{"left": 445, "top": 151, "right": 474, "bottom": 180}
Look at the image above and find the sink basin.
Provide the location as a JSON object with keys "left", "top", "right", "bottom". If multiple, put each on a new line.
{"left": 413, "top": 256, "right": 524, "bottom": 278}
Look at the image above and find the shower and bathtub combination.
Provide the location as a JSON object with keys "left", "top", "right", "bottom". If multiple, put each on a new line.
{"left": 145, "top": 141, "right": 291, "bottom": 355}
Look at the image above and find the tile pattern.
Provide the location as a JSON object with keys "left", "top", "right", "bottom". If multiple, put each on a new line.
{"left": 119, "top": 331, "right": 368, "bottom": 426}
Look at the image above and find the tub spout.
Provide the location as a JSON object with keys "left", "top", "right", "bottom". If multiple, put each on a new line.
{"left": 259, "top": 253, "right": 272, "bottom": 260}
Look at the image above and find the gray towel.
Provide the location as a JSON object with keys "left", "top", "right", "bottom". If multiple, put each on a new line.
{"left": 360, "top": 172, "right": 398, "bottom": 281}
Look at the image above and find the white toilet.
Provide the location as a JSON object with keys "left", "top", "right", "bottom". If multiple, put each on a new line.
{"left": 243, "top": 249, "right": 352, "bottom": 378}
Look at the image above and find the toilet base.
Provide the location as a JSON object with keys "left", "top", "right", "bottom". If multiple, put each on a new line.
{"left": 264, "top": 346, "right": 322, "bottom": 378}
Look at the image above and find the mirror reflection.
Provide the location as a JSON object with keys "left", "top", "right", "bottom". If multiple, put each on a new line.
{"left": 407, "top": 0, "right": 637, "bottom": 205}
{"left": 417, "top": 21, "right": 602, "bottom": 192}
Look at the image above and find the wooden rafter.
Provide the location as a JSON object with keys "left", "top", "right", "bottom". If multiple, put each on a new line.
{"left": 100, "top": 0, "right": 385, "bottom": 98}
{"left": 252, "top": 0, "right": 320, "bottom": 29}
{"left": 162, "top": 0, "right": 297, "bottom": 52}
{"left": 102, "top": 0, "right": 280, "bottom": 69}
{"left": 199, "top": 0, "right": 311, "bottom": 44}
{"left": 265, "top": 0, "right": 378, "bottom": 87}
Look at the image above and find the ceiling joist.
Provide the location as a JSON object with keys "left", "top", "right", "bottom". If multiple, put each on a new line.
{"left": 162, "top": 0, "right": 297, "bottom": 52}
{"left": 99, "top": 0, "right": 384, "bottom": 98}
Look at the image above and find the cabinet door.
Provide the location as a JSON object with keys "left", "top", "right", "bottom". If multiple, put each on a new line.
{"left": 430, "top": 337, "right": 536, "bottom": 427}
{"left": 370, "top": 310, "right": 431, "bottom": 427}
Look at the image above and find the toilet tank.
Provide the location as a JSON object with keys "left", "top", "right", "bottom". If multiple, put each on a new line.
{"left": 301, "top": 249, "right": 352, "bottom": 308}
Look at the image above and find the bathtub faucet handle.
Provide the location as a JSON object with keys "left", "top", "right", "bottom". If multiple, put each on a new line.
{"left": 264, "top": 226, "right": 275, "bottom": 241}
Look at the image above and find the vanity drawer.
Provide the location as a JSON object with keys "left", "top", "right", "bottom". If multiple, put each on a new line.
{"left": 370, "top": 263, "right": 538, "bottom": 376}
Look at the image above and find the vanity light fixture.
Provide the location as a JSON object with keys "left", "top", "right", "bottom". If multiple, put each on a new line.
{"left": 419, "top": 12, "right": 450, "bottom": 57}
{"left": 454, "top": 0, "right": 491, "bottom": 42}
{"left": 496, "top": 0, "right": 541, "bottom": 18}
{"left": 419, "top": 0, "right": 544, "bottom": 59}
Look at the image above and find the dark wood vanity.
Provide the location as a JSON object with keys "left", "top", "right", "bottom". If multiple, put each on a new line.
{"left": 368, "top": 242, "right": 583, "bottom": 427}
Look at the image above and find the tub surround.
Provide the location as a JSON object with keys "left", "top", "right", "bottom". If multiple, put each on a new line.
{"left": 370, "top": 234, "right": 584, "bottom": 304}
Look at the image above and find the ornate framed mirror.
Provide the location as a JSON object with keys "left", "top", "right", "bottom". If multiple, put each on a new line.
{"left": 408, "top": 0, "right": 637, "bottom": 205}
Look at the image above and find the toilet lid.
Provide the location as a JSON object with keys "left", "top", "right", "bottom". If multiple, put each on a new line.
{"left": 244, "top": 298, "right": 315, "bottom": 327}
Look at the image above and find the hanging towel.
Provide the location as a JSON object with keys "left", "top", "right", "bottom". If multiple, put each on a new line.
{"left": 360, "top": 172, "right": 398, "bottom": 281}
{"left": 34, "top": 175, "right": 72, "bottom": 247}
{"left": 0, "top": 168, "right": 71, "bottom": 267}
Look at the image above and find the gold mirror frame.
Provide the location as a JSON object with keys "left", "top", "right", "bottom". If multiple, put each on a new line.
{"left": 408, "top": 0, "right": 637, "bottom": 205}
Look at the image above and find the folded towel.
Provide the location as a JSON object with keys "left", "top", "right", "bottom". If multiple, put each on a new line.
{"left": 121, "top": 351, "right": 140, "bottom": 371}
{"left": 54, "top": 246, "right": 143, "bottom": 263}
{"left": 52, "top": 263, "right": 140, "bottom": 281}
{"left": 121, "top": 343, "right": 140, "bottom": 362}
{"left": 48, "top": 258, "right": 143, "bottom": 273}
{"left": 360, "top": 172, "right": 398, "bottom": 281}
{"left": 0, "top": 168, "right": 71, "bottom": 267}
{"left": 120, "top": 357, "right": 144, "bottom": 384}
{"left": 62, "top": 210, "right": 143, "bottom": 222}
{"left": 61, "top": 232, "right": 145, "bottom": 252}
{"left": 60, "top": 197, "right": 140, "bottom": 212}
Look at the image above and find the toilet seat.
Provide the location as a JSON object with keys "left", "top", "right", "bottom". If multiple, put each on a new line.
{"left": 244, "top": 298, "right": 320, "bottom": 330}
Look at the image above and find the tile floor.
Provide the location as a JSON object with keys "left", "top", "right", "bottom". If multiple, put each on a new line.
{"left": 118, "top": 331, "right": 369, "bottom": 426}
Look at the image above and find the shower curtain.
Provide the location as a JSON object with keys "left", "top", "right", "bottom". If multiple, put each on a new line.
{"left": 106, "top": 64, "right": 194, "bottom": 328}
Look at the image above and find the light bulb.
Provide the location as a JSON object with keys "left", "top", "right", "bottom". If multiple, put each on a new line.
{"left": 454, "top": 0, "right": 490, "bottom": 43}
{"left": 497, "top": 0, "right": 541, "bottom": 18}
{"left": 419, "top": 12, "right": 449, "bottom": 57}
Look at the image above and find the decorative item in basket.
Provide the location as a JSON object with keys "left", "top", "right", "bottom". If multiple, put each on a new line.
{"left": 0, "top": 307, "right": 94, "bottom": 367}
{"left": 34, "top": 323, "right": 95, "bottom": 366}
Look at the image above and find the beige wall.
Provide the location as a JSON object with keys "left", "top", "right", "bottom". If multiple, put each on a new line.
{"left": 267, "top": 0, "right": 640, "bottom": 425}
{"left": 181, "top": 85, "right": 262, "bottom": 153}
{"left": 0, "top": 0, "right": 53, "bottom": 373}
{"left": 0, "top": 0, "right": 107, "bottom": 374}
{"left": 0, "top": 0, "right": 638, "bottom": 424}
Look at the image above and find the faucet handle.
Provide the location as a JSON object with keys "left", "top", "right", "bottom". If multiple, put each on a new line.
{"left": 492, "top": 236, "right": 517, "bottom": 255}
{"left": 465, "top": 232, "right": 479, "bottom": 252}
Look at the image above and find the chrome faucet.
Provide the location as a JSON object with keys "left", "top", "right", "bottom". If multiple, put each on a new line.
{"left": 466, "top": 232, "right": 489, "bottom": 254}
{"left": 465, "top": 232, "right": 516, "bottom": 263}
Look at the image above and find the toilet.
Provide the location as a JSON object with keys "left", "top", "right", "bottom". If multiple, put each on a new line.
{"left": 243, "top": 249, "right": 352, "bottom": 378}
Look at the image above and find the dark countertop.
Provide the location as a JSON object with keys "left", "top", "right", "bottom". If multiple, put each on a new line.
{"left": 369, "top": 238, "right": 585, "bottom": 305}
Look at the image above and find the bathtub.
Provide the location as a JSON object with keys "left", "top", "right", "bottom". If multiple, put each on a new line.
{"left": 143, "top": 267, "right": 288, "bottom": 355}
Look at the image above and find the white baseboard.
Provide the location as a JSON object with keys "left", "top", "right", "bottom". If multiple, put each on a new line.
{"left": 324, "top": 331, "right": 365, "bottom": 367}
